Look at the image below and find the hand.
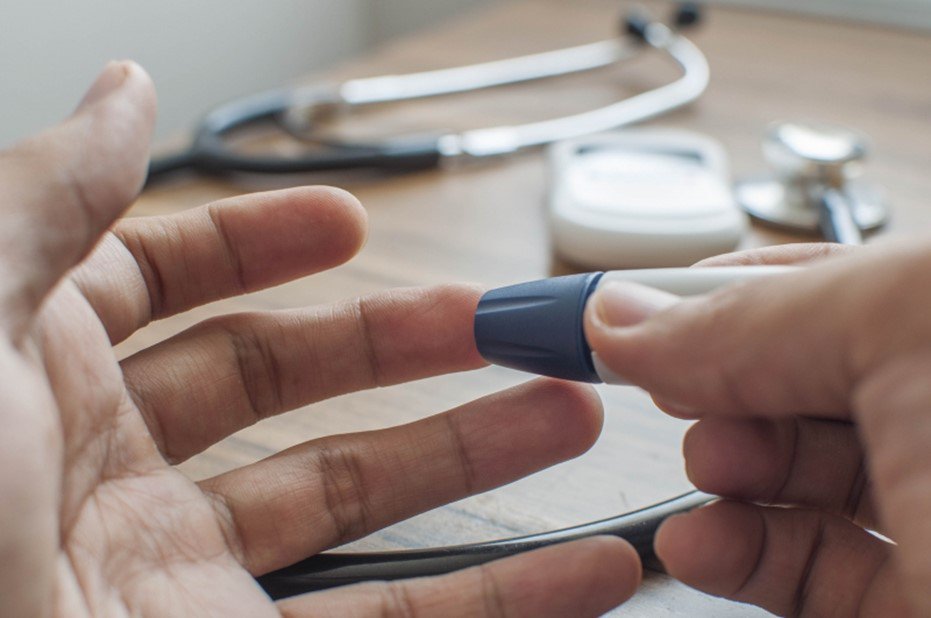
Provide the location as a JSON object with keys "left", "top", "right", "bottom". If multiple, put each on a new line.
{"left": 0, "top": 62, "right": 641, "bottom": 617}
{"left": 584, "top": 241, "right": 931, "bottom": 616}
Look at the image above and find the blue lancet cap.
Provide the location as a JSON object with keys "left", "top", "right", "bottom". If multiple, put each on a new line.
{"left": 474, "top": 272, "right": 604, "bottom": 382}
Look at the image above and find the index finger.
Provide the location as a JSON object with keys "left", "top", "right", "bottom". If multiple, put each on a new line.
{"left": 121, "top": 284, "right": 486, "bottom": 463}
{"left": 72, "top": 186, "right": 367, "bottom": 343}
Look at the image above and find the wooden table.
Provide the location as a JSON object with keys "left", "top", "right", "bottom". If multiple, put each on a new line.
{"left": 125, "top": 2, "right": 931, "bottom": 615}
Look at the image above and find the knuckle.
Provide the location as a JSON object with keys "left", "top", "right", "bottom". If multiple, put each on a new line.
{"left": 204, "top": 313, "right": 284, "bottom": 422}
{"left": 113, "top": 224, "right": 174, "bottom": 319}
{"left": 205, "top": 204, "right": 248, "bottom": 294}
{"left": 442, "top": 411, "right": 477, "bottom": 495}
{"left": 378, "top": 582, "right": 419, "bottom": 618}
{"left": 352, "top": 295, "right": 383, "bottom": 386}
{"left": 200, "top": 489, "right": 250, "bottom": 567}
{"left": 478, "top": 564, "right": 510, "bottom": 618}
{"left": 313, "top": 441, "right": 375, "bottom": 545}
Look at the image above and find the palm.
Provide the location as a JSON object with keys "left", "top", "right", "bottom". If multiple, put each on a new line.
{"left": 29, "top": 282, "right": 273, "bottom": 615}
{"left": 0, "top": 62, "right": 637, "bottom": 617}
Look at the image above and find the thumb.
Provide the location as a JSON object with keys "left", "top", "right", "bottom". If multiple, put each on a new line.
{"left": 585, "top": 244, "right": 931, "bottom": 615}
{"left": 583, "top": 241, "right": 931, "bottom": 420}
{"left": 0, "top": 61, "right": 156, "bottom": 334}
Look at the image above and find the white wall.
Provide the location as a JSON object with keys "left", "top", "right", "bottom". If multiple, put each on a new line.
{"left": 1, "top": 0, "right": 925, "bottom": 146}
{"left": 366, "top": 0, "right": 490, "bottom": 42}
{"left": 710, "top": 0, "right": 931, "bottom": 30}
{"left": 0, "top": 0, "right": 487, "bottom": 146}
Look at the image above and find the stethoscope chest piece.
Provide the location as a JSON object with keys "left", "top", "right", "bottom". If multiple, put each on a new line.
{"left": 735, "top": 122, "right": 889, "bottom": 243}
{"left": 736, "top": 175, "right": 887, "bottom": 232}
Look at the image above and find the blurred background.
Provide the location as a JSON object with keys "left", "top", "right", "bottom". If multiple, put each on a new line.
{"left": 1, "top": 0, "right": 929, "bottom": 146}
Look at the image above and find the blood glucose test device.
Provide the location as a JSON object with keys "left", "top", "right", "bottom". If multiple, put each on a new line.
{"left": 548, "top": 130, "right": 747, "bottom": 269}
{"left": 475, "top": 266, "right": 793, "bottom": 383}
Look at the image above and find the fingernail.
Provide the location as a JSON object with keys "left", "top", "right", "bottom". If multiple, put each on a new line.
{"left": 590, "top": 282, "right": 678, "bottom": 329}
{"left": 652, "top": 395, "right": 700, "bottom": 419}
{"left": 77, "top": 61, "right": 131, "bottom": 110}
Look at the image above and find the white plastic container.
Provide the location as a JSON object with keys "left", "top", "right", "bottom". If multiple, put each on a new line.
{"left": 548, "top": 129, "right": 746, "bottom": 268}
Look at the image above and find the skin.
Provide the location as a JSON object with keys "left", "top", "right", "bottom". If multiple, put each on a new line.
{"left": 0, "top": 61, "right": 642, "bottom": 617}
{"left": 585, "top": 241, "right": 931, "bottom": 616}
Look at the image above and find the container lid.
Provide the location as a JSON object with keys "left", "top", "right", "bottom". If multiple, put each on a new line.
{"left": 473, "top": 272, "right": 603, "bottom": 382}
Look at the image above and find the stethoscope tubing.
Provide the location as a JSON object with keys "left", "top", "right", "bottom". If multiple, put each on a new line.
{"left": 145, "top": 11, "right": 707, "bottom": 185}
{"left": 256, "top": 490, "right": 712, "bottom": 599}
{"left": 153, "top": 89, "right": 443, "bottom": 179}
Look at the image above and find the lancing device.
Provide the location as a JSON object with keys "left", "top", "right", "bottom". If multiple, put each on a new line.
{"left": 474, "top": 266, "right": 795, "bottom": 383}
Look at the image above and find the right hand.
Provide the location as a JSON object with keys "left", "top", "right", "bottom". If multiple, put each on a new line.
{"left": 583, "top": 241, "right": 931, "bottom": 616}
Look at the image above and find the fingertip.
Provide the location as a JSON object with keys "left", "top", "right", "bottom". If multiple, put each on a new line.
{"left": 121, "top": 62, "right": 158, "bottom": 193}
{"left": 77, "top": 61, "right": 155, "bottom": 114}
{"left": 681, "top": 419, "right": 730, "bottom": 489}
{"left": 517, "top": 536, "right": 641, "bottom": 615}
{"left": 433, "top": 281, "right": 485, "bottom": 313}
{"left": 84, "top": 60, "right": 157, "bottom": 137}
{"left": 651, "top": 394, "right": 700, "bottom": 419}
{"left": 582, "top": 283, "right": 679, "bottom": 389}
{"left": 233, "top": 186, "right": 368, "bottom": 278}
{"left": 302, "top": 186, "right": 370, "bottom": 263}
{"left": 532, "top": 378, "right": 605, "bottom": 455}
{"left": 450, "top": 281, "right": 487, "bottom": 365}
{"left": 654, "top": 501, "right": 763, "bottom": 596}
{"left": 588, "top": 281, "right": 679, "bottom": 330}
{"left": 120, "top": 60, "right": 158, "bottom": 121}
{"left": 654, "top": 511, "right": 692, "bottom": 571}
{"left": 422, "top": 282, "right": 488, "bottom": 369}
{"left": 576, "top": 535, "right": 643, "bottom": 603}
{"left": 682, "top": 418, "right": 780, "bottom": 498}
{"left": 72, "top": 60, "right": 157, "bottom": 206}
{"left": 479, "top": 378, "right": 604, "bottom": 468}
{"left": 311, "top": 185, "right": 368, "bottom": 227}
{"left": 654, "top": 508, "right": 719, "bottom": 587}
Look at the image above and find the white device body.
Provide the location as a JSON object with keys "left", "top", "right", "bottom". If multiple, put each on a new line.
{"left": 587, "top": 265, "right": 795, "bottom": 384}
{"left": 548, "top": 130, "right": 747, "bottom": 269}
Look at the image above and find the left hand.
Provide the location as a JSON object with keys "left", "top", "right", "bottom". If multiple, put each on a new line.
{"left": 583, "top": 241, "right": 931, "bottom": 616}
{"left": 0, "top": 61, "right": 640, "bottom": 617}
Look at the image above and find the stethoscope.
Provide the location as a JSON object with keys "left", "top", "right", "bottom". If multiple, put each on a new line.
{"left": 736, "top": 121, "right": 890, "bottom": 245}
{"left": 147, "top": 3, "right": 708, "bottom": 185}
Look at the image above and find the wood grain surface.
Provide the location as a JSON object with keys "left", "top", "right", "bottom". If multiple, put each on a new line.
{"left": 125, "top": 1, "right": 931, "bottom": 615}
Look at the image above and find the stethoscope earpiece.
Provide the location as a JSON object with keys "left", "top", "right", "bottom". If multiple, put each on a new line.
{"left": 673, "top": 2, "right": 703, "bottom": 29}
